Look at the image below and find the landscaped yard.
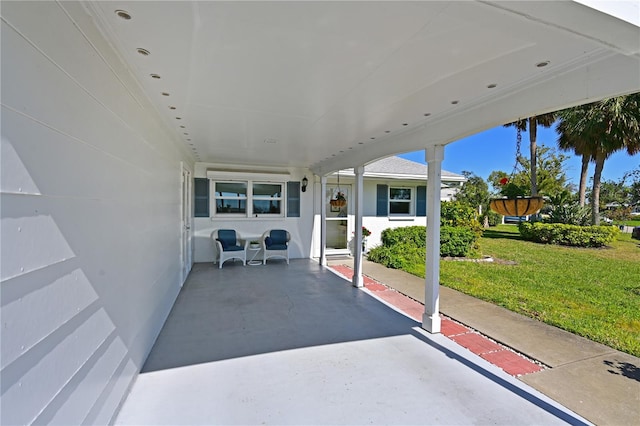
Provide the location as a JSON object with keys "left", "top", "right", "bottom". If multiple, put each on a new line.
{"left": 390, "top": 225, "right": 640, "bottom": 357}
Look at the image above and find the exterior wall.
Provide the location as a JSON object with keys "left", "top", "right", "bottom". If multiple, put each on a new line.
{"left": 1, "top": 3, "right": 192, "bottom": 425}
{"left": 311, "top": 177, "right": 458, "bottom": 256}
{"left": 192, "top": 163, "right": 315, "bottom": 263}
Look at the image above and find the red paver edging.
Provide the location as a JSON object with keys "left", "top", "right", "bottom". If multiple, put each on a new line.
{"left": 329, "top": 264, "right": 544, "bottom": 377}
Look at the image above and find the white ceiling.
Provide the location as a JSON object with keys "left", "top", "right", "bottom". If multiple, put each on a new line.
{"left": 87, "top": 1, "right": 640, "bottom": 174}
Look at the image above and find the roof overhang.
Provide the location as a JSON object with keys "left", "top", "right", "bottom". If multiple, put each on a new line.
{"left": 83, "top": 1, "right": 640, "bottom": 174}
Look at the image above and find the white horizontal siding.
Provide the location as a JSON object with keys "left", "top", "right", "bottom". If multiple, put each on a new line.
{"left": 1, "top": 2, "right": 191, "bottom": 424}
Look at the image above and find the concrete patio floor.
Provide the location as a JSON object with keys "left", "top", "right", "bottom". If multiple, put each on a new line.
{"left": 115, "top": 260, "right": 589, "bottom": 425}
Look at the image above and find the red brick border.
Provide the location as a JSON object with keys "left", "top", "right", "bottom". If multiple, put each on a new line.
{"left": 329, "top": 265, "right": 543, "bottom": 377}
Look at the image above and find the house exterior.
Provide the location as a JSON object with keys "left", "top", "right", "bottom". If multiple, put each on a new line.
{"left": 2, "top": 2, "right": 638, "bottom": 424}
{"left": 193, "top": 156, "right": 465, "bottom": 263}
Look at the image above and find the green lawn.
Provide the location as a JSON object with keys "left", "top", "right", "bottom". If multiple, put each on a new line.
{"left": 616, "top": 218, "right": 640, "bottom": 227}
{"left": 405, "top": 225, "right": 640, "bottom": 356}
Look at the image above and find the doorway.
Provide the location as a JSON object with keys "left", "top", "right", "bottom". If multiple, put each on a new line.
{"left": 180, "top": 165, "right": 193, "bottom": 284}
{"left": 325, "top": 184, "right": 351, "bottom": 254}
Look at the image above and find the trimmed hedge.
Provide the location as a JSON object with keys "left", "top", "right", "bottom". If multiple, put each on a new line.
{"left": 441, "top": 226, "right": 479, "bottom": 257}
{"left": 518, "top": 222, "right": 618, "bottom": 247}
{"left": 380, "top": 226, "right": 426, "bottom": 248}
{"left": 368, "top": 225, "right": 480, "bottom": 271}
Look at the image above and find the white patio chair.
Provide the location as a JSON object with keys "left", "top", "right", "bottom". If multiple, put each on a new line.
{"left": 212, "top": 229, "right": 248, "bottom": 268}
{"left": 261, "top": 229, "right": 290, "bottom": 264}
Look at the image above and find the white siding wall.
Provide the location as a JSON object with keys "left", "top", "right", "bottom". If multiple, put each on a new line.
{"left": 1, "top": 3, "right": 192, "bottom": 424}
{"left": 311, "top": 179, "right": 429, "bottom": 257}
{"left": 192, "top": 163, "right": 315, "bottom": 263}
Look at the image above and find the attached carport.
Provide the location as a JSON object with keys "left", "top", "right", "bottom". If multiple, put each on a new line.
{"left": 2, "top": 1, "right": 639, "bottom": 424}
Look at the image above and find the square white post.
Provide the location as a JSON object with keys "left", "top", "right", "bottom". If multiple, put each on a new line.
{"left": 320, "top": 175, "right": 327, "bottom": 266}
{"left": 423, "top": 145, "right": 444, "bottom": 333}
{"left": 352, "top": 166, "right": 364, "bottom": 287}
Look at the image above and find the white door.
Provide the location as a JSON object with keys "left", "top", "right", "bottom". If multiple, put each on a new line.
{"left": 325, "top": 184, "right": 351, "bottom": 254}
{"left": 180, "top": 166, "right": 193, "bottom": 284}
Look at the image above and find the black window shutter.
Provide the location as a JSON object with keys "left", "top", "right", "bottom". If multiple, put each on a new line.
{"left": 416, "top": 186, "right": 427, "bottom": 217}
{"left": 376, "top": 184, "right": 388, "bottom": 216}
{"left": 287, "top": 181, "right": 300, "bottom": 217}
{"left": 194, "top": 178, "right": 210, "bottom": 217}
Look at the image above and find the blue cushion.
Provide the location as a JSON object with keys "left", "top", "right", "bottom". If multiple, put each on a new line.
{"left": 267, "top": 243, "right": 287, "bottom": 250}
{"left": 216, "top": 238, "right": 228, "bottom": 249}
{"left": 270, "top": 230, "right": 287, "bottom": 245}
{"left": 224, "top": 245, "right": 244, "bottom": 252}
{"left": 265, "top": 236, "right": 273, "bottom": 247}
{"left": 217, "top": 230, "right": 236, "bottom": 249}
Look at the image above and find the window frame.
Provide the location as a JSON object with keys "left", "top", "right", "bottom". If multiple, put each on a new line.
{"left": 213, "top": 180, "right": 249, "bottom": 217}
{"left": 388, "top": 186, "right": 414, "bottom": 217}
{"left": 251, "top": 181, "right": 284, "bottom": 217}
{"left": 212, "top": 179, "right": 285, "bottom": 218}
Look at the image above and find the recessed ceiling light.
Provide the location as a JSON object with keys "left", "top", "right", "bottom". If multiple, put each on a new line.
{"left": 137, "top": 48, "right": 150, "bottom": 56}
{"left": 184, "top": 133, "right": 189, "bottom": 135}
{"left": 385, "top": 130, "right": 391, "bottom": 133}
{"left": 424, "top": 113, "right": 431, "bottom": 117}
{"left": 402, "top": 123, "right": 408, "bottom": 126}
{"left": 187, "top": 139, "right": 191, "bottom": 141}
{"left": 487, "top": 83, "right": 497, "bottom": 89}
{"left": 370, "top": 137, "right": 375, "bottom": 140}
{"left": 339, "top": 150, "right": 344, "bottom": 153}
{"left": 358, "top": 142, "right": 364, "bottom": 145}
{"left": 451, "top": 100, "right": 459, "bottom": 105}
{"left": 180, "top": 125, "right": 186, "bottom": 128}
{"left": 349, "top": 147, "right": 353, "bottom": 150}
{"left": 150, "top": 74, "right": 161, "bottom": 79}
{"left": 115, "top": 10, "right": 132, "bottom": 20}
{"left": 162, "top": 92, "right": 170, "bottom": 96}
{"left": 169, "top": 106, "right": 176, "bottom": 110}
{"left": 536, "top": 61, "right": 550, "bottom": 68}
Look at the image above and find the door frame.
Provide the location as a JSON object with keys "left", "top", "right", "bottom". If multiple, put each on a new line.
{"left": 180, "top": 163, "right": 193, "bottom": 285}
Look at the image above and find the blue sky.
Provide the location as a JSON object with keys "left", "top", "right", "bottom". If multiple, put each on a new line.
{"left": 398, "top": 125, "right": 639, "bottom": 189}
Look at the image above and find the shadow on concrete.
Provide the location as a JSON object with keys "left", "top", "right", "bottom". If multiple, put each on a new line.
{"left": 139, "top": 259, "right": 588, "bottom": 425}
{"left": 604, "top": 359, "right": 640, "bottom": 382}
{"left": 141, "top": 260, "right": 419, "bottom": 373}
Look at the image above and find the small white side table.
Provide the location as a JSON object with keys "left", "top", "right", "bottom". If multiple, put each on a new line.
{"left": 247, "top": 246, "right": 262, "bottom": 266}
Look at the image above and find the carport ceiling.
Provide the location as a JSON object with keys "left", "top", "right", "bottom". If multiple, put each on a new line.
{"left": 88, "top": 1, "right": 640, "bottom": 173}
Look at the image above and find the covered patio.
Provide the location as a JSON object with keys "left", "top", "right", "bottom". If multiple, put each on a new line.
{"left": 2, "top": 1, "right": 639, "bottom": 423}
{"left": 115, "top": 261, "right": 587, "bottom": 425}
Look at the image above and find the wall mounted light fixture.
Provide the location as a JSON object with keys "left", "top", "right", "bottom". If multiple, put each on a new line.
{"left": 301, "top": 176, "right": 308, "bottom": 192}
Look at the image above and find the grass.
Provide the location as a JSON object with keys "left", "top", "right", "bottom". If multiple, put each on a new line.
{"left": 615, "top": 219, "right": 640, "bottom": 227}
{"left": 392, "top": 225, "right": 640, "bottom": 357}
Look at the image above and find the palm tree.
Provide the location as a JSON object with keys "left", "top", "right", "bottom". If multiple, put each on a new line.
{"left": 556, "top": 93, "right": 640, "bottom": 224}
{"left": 557, "top": 127, "right": 593, "bottom": 207}
{"left": 504, "top": 113, "right": 556, "bottom": 196}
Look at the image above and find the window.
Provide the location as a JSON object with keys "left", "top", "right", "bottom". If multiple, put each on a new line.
{"left": 213, "top": 180, "right": 287, "bottom": 217}
{"left": 214, "top": 182, "right": 247, "bottom": 215}
{"left": 252, "top": 182, "right": 283, "bottom": 216}
{"left": 389, "top": 187, "right": 412, "bottom": 215}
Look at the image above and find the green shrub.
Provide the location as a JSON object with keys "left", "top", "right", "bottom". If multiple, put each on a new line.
{"left": 480, "top": 211, "right": 502, "bottom": 227}
{"left": 441, "top": 226, "right": 479, "bottom": 257}
{"left": 367, "top": 242, "right": 424, "bottom": 270}
{"left": 441, "top": 201, "right": 481, "bottom": 228}
{"left": 368, "top": 225, "right": 480, "bottom": 269}
{"left": 519, "top": 222, "right": 618, "bottom": 247}
{"left": 380, "top": 226, "right": 426, "bottom": 248}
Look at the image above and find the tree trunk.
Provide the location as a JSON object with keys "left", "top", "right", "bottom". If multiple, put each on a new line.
{"left": 591, "top": 154, "right": 605, "bottom": 225}
{"left": 529, "top": 117, "right": 538, "bottom": 196}
{"left": 579, "top": 154, "right": 589, "bottom": 207}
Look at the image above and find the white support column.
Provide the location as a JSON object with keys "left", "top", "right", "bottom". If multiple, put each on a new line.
{"left": 352, "top": 166, "right": 364, "bottom": 288}
{"left": 423, "top": 145, "right": 444, "bottom": 333}
{"left": 320, "top": 175, "right": 327, "bottom": 266}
